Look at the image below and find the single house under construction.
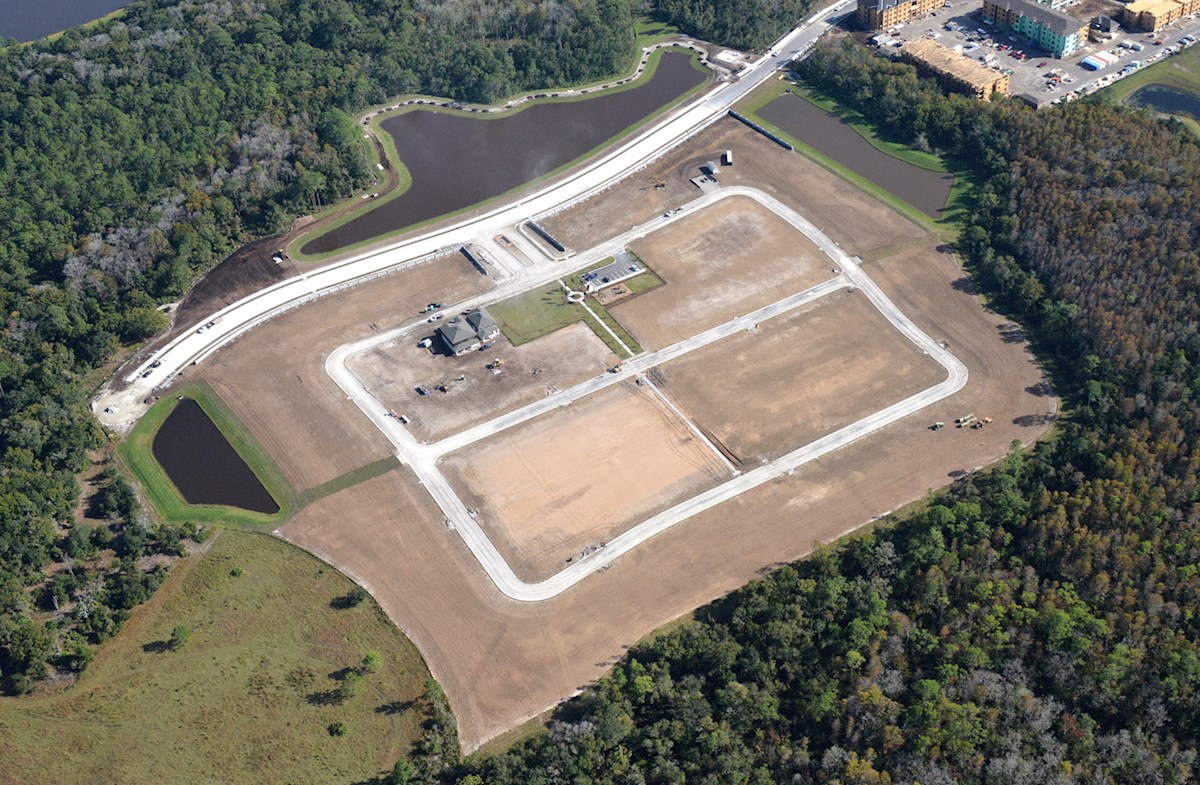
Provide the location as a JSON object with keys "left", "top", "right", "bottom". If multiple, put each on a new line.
{"left": 438, "top": 307, "right": 499, "bottom": 356}
{"left": 900, "top": 39, "right": 1012, "bottom": 100}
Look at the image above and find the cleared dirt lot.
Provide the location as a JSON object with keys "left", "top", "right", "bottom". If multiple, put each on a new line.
{"left": 613, "top": 196, "right": 832, "bottom": 349}
{"left": 277, "top": 124, "right": 1054, "bottom": 754}
{"left": 348, "top": 322, "right": 617, "bottom": 443}
{"left": 656, "top": 288, "right": 946, "bottom": 466}
{"left": 441, "top": 383, "right": 729, "bottom": 581}
{"left": 195, "top": 255, "right": 490, "bottom": 492}
{"left": 542, "top": 118, "right": 925, "bottom": 259}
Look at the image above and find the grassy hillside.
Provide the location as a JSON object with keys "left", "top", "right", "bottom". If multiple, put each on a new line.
{"left": 0, "top": 531, "right": 432, "bottom": 785}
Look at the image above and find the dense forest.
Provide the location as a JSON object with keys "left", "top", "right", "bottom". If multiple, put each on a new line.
{"left": 649, "top": 0, "right": 815, "bottom": 50}
{"left": 379, "top": 41, "right": 1200, "bottom": 785}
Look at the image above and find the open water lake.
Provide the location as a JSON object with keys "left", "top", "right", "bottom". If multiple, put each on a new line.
{"left": 302, "top": 51, "right": 706, "bottom": 254}
{"left": 152, "top": 399, "right": 279, "bottom": 514}
{"left": 1129, "top": 84, "right": 1200, "bottom": 121}
{"left": 1, "top": 0, "right": 129, "bottom": 43}
{"left": 757, "top": 91, "right": 955, "bottom": 219}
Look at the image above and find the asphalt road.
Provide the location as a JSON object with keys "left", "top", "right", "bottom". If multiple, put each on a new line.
{"left": 92, "top": 1, "right": 850, "bottom": 427}
{"left": 324, "top": 187, "right": 968, "bottom": 602}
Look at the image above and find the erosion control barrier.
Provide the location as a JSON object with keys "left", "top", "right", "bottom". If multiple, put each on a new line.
{"left": 728, "top": 110, "right": 794, "bottom": 151}
{"left": 526, "top": 221, "right": 566, "bottom": 253}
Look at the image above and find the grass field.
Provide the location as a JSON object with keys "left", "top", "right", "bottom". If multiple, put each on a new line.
{"left": 117, "top": 381, "right": 297, "bottom": 529}
{"left": 738, "top": 79, "right": 974, "bottom": 242}
{"left": 1102, "top": 43, "right": 1200, "bottom": 135}
{"left": 490, "top": 282, "right": 642, "bottom": 358}
{"left": 0, "top": 530, "right": 434, "bottom": 785}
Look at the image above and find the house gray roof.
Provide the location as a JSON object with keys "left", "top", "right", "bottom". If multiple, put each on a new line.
{"left": 991, "top": 0, "right": 1081, "bottom": 35}
{"left": 466, "top": 308, "right": 497, "bottom": 337}
{"left": 438, "top": 317, "right": 477, "bottom": 348}
{"left": 861, "top": 0, "right": 909, "bottom": 10}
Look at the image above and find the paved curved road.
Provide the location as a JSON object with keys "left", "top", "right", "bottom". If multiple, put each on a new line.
{"left": 326, "top": 188, "right": 968, "bottom": 602}
{"left": 92, "top": 1, "right": 851, "bottom": 427}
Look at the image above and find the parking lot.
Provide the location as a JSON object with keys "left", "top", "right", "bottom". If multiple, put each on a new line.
{"left": 877, "top": 0, "right": 1200, "bottom": 105}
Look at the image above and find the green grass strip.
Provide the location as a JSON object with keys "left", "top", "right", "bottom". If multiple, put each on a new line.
{"left": 299, "top": 456, "right": 401, "bottom": 506}
{"left": 585, "top": 300, "right": 643, "bottom": 358}
{"left": 116, "top": 381, "right": 297, "bottom": 529}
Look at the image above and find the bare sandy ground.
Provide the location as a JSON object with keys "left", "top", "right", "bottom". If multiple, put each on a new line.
{"left": 615, "top": 195, "right": 832, "bottom": 349}
{"left": 655, "top": 289, "right": 945, "bottom": 465}
{"left": 347, "top": 322, "right": 617, "bottom": 443}
{"left": 440, "top": 383, "right": 729, "bottom": 581}
{"left": 197, "top": 255, "right": 490, "bottom": 492}
{"left": 269, "top": 123, "right": 1054, "bottom": 753}
{"left": 544, "top": 118, "right": 926, "bottom": 258}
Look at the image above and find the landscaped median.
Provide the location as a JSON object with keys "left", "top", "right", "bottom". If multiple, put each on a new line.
{"left": 116, "top": 381, "right": 297, "bottom": 529}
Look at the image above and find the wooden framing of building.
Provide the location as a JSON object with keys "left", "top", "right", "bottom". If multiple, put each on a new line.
{"left": 900, "top": 38, "right": 1012, "bottom": 99}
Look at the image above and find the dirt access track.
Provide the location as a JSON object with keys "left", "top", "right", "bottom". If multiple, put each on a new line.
{"left": 441, "top": 382, "right": 730, "bottom": 582}
{"left": 275, "top": 118, "right": 1055, "bottom": 750}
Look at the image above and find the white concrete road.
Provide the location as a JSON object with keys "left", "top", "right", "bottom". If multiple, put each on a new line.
{"left": 324, "top": 187, "right": 968, "bottom": 602}
{"left": 92, "top": 1, "right": 851, "bottom": 427}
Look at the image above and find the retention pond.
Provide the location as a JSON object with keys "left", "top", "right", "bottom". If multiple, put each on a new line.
{"left": 757, "top": 91, "right": 954, "bottom": 219}
{"left": 1129, "top": 84, "right": 1200, "bottom": 121}
{"left": 301, "top": 51, "right": 707, "bottom": 255}
{"left": 152, "top": 399, "right": 279, "bottom": 514}
{"left": 1, "top": 0, "right": 130, "bottom": 42}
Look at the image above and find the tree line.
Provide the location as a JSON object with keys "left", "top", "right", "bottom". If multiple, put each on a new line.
{"left": 379, "top": 39, "right": 1200, "bottom": 785}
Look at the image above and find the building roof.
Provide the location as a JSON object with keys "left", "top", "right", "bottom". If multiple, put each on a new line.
{"left": 466, "top": 308, "right": 497, "bottom": 337}
{"left": 438, "top": 317, "right": 477, "bottom": 348}
{"left": 1125, "top": 0, "right": 1187, "bottom": 15}
{"left": 860, "top": 0, "right": 911, "bottom": 10}
{"left": 902, "top": 38, "right": 1008, "bottom": 90}
{"left": 989, "top": 0, "right": 1083, "bottom": 34}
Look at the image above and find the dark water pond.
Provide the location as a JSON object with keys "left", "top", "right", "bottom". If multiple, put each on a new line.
{"left": 302, "top": 52, "right": 706, "bottom": 254}
{"left": 152, "top": 399, "right": 279, "bottom": 514}
{"left": 1, "top": 0, "right": 129, "bottom": 43}
{"left": 757, "top": 91, "right": 955, "bottom": 219}
{"left": 1130, "top": 84, "right": 1200, "bottom": 121}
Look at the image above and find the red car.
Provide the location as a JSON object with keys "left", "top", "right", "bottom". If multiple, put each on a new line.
{"left": 1037, "top": 60, "right": 1048, "bottom": 66}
